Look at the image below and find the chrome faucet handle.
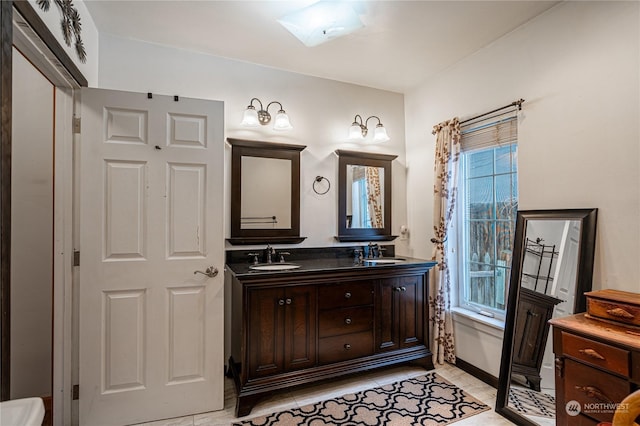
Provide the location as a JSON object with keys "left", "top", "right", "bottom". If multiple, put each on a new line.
{"left": 278, "top": 252, "right": 290, "bottom": 263}
{"left": 247, "top": 252, "right": 260, "bottom": 265}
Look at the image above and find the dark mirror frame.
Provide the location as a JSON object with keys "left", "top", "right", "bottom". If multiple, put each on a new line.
{"left": 496, "top": 208, "right": 598, "bottom": 425}
{"left": 227, "top": 138, "right": 306, "bottom": 245}
{"left": 335, "top": 149, "right": 397, "bottom": 242}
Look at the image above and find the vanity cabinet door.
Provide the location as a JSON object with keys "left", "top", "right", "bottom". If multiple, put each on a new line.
{"left": 246, "top": 287, "right": 285, "bottom": 379}
{"left": 246, "top": 285, "right": 316, "bottom": 379}
{"left": 376, "top": 275, "right": 424, "bottom": 352}
{"left": 283, "top": 285, "right": 317, "bottom": 371}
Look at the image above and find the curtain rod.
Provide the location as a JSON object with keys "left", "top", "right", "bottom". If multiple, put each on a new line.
{"left": 460, "top": 98, "right": 524, "bottom": 125}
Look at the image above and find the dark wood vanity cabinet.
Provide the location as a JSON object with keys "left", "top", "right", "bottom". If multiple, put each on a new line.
{"left": 376, "top": 276, "right": 424, "bottom": 352}
{"left": 228, "top": 264, "right": 435, "bottom": 417}
{"left": 246, "top": 285, "right": 317, "bottom": 378}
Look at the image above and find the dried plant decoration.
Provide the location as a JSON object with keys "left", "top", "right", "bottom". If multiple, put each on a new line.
{"left": 36, "top": 0, "right": 87, "bottom": 63}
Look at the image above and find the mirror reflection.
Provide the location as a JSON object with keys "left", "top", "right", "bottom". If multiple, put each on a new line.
{"left": 509, "top": 220, "right": 581, "bottom": 424}
{"left": 240, "top": 156, "right": 291, "bottom": 229}
{"left": 497, "top": 209, "right": 597, "bottom": 426}
{"left": 345, "top": 165, "right": 385, "bottom": 229}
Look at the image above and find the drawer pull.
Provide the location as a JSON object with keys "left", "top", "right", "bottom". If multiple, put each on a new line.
{"left": 345, "top": 318, "right": 352, "bottom": 325}
{"left": 394, "top": 287, "right": 402, "bottom": 292}
{"left": 606, "top": 307, "right": 635, "bottom": 319}
{"left": 286, "top": 298, "right": 292, "bottom": 305}
{"left": 344, "top": 344, "right": 351, "bottom": 350}
{"left": 574, "top": 385, "right": 613, "bottom": 404}
{"left": 278, "top": 299, "right": 285, "bottom": 306}
{"left": 579, "top": 348, "right": 605, "bottom": 360}
{"left": 400, "top": 286, "right": 407, "bottom": 292}
{"left": 344, "top": 292, "right": 352, "bottom": 299}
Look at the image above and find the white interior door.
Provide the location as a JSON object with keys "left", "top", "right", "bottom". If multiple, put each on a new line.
{"left": 79, "top": 88, "right": 224, "bottom": 425}
{"left": 539, "top": 220, "right": 581, "bottom": 391}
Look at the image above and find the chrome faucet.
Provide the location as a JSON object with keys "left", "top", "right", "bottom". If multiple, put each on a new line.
{"left": 264, "top": 244, "right": 276, "bottom": 263}
{"left": 367, "top": 242, "right": 380, "bottom": 258}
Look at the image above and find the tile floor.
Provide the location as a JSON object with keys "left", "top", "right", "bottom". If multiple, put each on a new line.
{"left": 136, "top": 363, "right": 516, "bottom": 426}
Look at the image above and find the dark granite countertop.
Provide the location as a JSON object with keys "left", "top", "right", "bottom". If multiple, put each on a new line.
{"left": 226, "top": 255, "right": 437, "bottom": 279}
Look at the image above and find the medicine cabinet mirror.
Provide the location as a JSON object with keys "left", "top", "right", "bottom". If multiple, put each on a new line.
{"left": 228, "top": 138, "right": 306, "bottom": 245}
{"left": 335, "top": 149, "right": 397, "bottom": 242}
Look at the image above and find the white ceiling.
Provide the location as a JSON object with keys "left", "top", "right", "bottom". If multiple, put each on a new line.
{"left": 83, "top": 0, "right": 559, "bottom": 94}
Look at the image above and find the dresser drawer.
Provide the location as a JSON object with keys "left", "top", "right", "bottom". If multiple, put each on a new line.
{"left": 562, "top": 331, "right": 630, "bottom": 376}
{"left": 318, "top": 281, "right": 373, "bottom": 309}
{"left": 564, "top": 358, "right": 630, "bottom": 423}
{"left": 586, "top": 289, "right": 640, "bottom": 327}
{"left": 319, "top": 306, "right": 373, "bottom": 338}
{"left": 318, "top": 331, "right": 373, "bottom": 364}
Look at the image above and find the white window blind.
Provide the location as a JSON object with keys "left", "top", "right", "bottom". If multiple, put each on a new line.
{"left": 460, "top": 111, "right": 518, "bottom": 152}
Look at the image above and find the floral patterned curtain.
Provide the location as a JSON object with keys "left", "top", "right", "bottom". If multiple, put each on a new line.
{"left": 430, "top": 117, "right": 461, "bottom": 364}
{"left": 365, "top": 166, "right": 383, "bottom": 228}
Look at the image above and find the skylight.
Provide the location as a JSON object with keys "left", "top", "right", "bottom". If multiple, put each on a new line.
{"left": 277, "top": 1, "right": 364, "bottom": 47}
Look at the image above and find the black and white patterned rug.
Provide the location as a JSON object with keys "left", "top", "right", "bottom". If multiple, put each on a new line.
{"left": 234, "top": 372, "right": 489, "bottom": 426}
{"left": 508, "top": 386, "right": 555, "bottom": 418}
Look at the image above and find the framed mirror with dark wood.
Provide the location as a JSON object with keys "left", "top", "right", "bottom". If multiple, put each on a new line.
{"left": 335, "top": 149, "right": 397, "bottom": 242}
{"left": 496, "top": 208, "right": 598, "bottom": 425}
{"left": 227, "top": 138, "right": 306, "bottom": 245}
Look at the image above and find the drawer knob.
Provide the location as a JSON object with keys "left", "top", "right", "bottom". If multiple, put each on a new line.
{"left": 286, "top": 298, "right": 292, "bottom": 305}
{"left": 579, "top": 348, "right": 605, "bottom": 360}
{"left": 278, "top": 299, "right": 285, "bottom": 306}
{"left": 344, "top": 292, "right": 352, "bottom": 299}
{"left": 606, "top": 307, "right": 635, "bottom": 319}
{"left": 401, "top": 286, "right": 407, "bottom": 292}
{"left": 574, "top": 385, "right": 613, "bottom": 404}
{"left": 345, "top": 318, "right": 352, "bottom": 325}
{"left": 394, "top": 287, "right": 402, "bottom": 292}
{"left": 344, "top": 344, "right": 351, "bottom": 350}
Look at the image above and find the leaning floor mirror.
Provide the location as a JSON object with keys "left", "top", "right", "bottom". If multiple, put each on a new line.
{"left": 496, "top": 208, "right": 598, "bottom": 425}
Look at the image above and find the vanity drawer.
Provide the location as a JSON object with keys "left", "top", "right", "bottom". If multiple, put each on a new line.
{"left": 562, "top": 331, "right": 629, "bottom": 376}
{"left": 563, "top": 358, "right": 630, "bottom": 423}
{"left": 318, "top": 281, "right": 373, "bottom": 309}
{"left": 319, "top": 306, "right": 373, "bottom": 338}
{"left": 318, "top": 331, "right": 374, "bottom": 364}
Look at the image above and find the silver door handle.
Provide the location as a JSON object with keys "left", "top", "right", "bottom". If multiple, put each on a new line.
{"left": 194, "top": 266, "right": 218, "bottom": 278}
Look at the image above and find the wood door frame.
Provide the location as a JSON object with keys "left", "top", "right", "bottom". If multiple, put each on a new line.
{"left": 1, "top": 0, "right": 87, "bottom": 408}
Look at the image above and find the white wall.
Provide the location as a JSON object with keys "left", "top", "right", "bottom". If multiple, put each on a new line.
{"left": 97, "top": 34, "right": 409, "bottom": 252}
{"left": 28, "top": 0, "right": 99, "bottom": 86}
{"left": 11, "top": 48, "right": 54, "bottom": 399}
{"left": 405, "top": 1, "right": 639, "bottom": 376}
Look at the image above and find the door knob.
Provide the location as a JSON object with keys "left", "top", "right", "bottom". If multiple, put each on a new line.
{"left": 194, "top": 266, "right": 218, "bottom": 278}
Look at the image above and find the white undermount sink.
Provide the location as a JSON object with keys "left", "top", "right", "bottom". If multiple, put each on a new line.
{"left": 0, "top": 397, "right": 45, "bottom": 426}
{"left": 250, "top": 263, "right": 301, "bottom": 271}
{"left": 364, "top": 258, "right": 407, "bottom": 264}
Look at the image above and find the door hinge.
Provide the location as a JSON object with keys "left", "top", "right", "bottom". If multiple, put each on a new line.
{"left": 73, "top": 250, "right": 80, "bottom": 267}
{"left": 72, "top": 384, "right": 79, "bottom": 400}
{"left": 73, "top": 117, "right": 81, "bottom": 134}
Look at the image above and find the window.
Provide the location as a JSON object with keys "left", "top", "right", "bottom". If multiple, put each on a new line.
{"left": 456, "top": 115, "right": 518, "bottom": 319}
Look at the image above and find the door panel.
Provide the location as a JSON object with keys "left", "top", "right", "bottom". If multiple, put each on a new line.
{"left": 80, "top": 88, "right": 224, "bottom": 425}
{"left": 284, "top": 286, "right": 317, "bottom": 371}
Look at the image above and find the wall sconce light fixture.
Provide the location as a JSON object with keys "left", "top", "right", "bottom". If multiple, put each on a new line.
{"left": 348, "top": 115, "right": 390, "bottom": 142}
{"left": 241, "top": 98, "right": 293, "bottom": 131}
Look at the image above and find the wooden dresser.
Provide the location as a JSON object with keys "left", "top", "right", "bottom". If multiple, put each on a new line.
{"left": 550, "top": 313, "right": 640, "bottom": 425}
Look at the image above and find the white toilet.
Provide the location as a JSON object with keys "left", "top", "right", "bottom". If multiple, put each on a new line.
{"left": 0, "top": 397, "right": 45, "bottom": 426}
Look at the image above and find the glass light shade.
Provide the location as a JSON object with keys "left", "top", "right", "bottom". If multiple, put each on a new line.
{"left": 348, "top": 123, "right": 364, "bottom": 140}
{"left": 278, "top": 1, "right": 364, "bottom": 47}
{"left": 373, "top": 124, "right": 390, "bottom": 142}
{"left": 241, "top": 106, "right": 259, "bottom": 127}
{"left": 273, "top": 110, "right": 293, "bottom": 131}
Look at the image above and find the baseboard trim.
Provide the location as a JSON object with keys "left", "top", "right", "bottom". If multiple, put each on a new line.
{"left": 455, "top": 358, "right": 499, "bottom": 388}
